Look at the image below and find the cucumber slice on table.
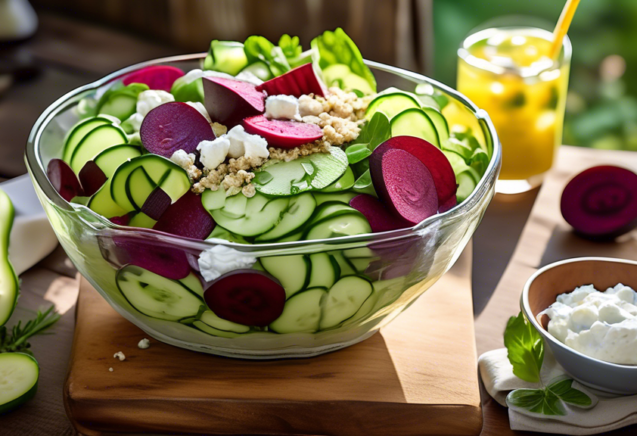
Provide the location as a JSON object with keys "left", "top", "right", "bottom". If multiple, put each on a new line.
{"left": 0, "top": 353, "right": 39, "bottom": 413}
{"left": 70, "top": 124, "right": 128, "bottom": 174}
{"left": 320, "top": 276, "right": 373, "bottom": 329}
{"left": 313, "top": 191, "right": 357, "bottom": 206}
{"left": 111, "top": 155, "right": 190, "bottom": 212}
{"left": 307, "top": 253, "right": 340, "bottom": 289}
{"left": 62, "top": 116, "right": 114, "bottom": 163}
{"left": 390, "top": 108, "right": 440, "bottom": 147}
{"left": 210, "top": 193, "right": 289, "bottom": 237}
{"left": 269, "top": 288, "right": 326, "bottom": 334}
{"left": 260, "top": 255, "right": 310, "bottom": 299}
{"left": 254, "top": 147, "right": 348, "bottom": 196}
{"left": 116, "top": 265, "right": 202, "bottom": 321}
{"left": 88, "top": 181, "right": 126, "bottom": 219}
{"left": 93, "top": 145, "right": 142, "bottom": 177}
{"left": 320, "top": 167, "right": 355, "bottom": 193}
{"left": 0, "top": 189, "right": 18, "bottom": 326}
{"left": 255, "top": 193, "right": 316, "bottom": 242}
{"left": 365, "top": 92, "right": 420, "bottom": 120}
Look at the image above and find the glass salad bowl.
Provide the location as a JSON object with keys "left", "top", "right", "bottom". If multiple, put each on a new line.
{"left": 25, "top": 54, "right": 501, "bottom": 359}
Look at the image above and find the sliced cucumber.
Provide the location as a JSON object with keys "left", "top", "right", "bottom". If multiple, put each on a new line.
{"left": 255, "top": 193, "right": 316, "bottom": 242}
{"left": 62, "top": 117, "right": 113, "bottom": 163}
{"left": 179, "top": 273, "right": 204, "bottom": 298}
{"left": 96, "top": 83, "right": 148, "bottom": 121}
{"left": 390, "top": 108, "right": 439, "bottom": 147}
{"left": 126, "top": 167, "right": 157, "bottom": 211}
{"left": 116, "top": 265, "right": 202, "bottom": 321}
{"left": 365, "top": 92, "right": 420, "bottom": 120}
{"left": 313, "top": 191, "right": 357, "bottom": 206}
{"left": 240, "top": 61, "right": 273, "bottom": 81}
{"left": 343, "top": 289, "right": 378, "bottom": 326}
{"left": 456, "top": 171, "right": 477, "bottom": 203}
{"left": 206, "top": 226, "right": 249, "bottom": 244}
{"left": 200, "top": 310, "right": 250, "bottom": 334}
{"left": 304, "top": 213, "right": 371, "bottom": 240}
{"left": 319, "top": 276, "right": 373, "bottom": 329}
{"left": 307, "top": 253, "right": 340, "bottom": 289}
{"left": 201, "top": 188, "right": 226, "bottom": 212}
{"left": 93, "top": 145, "right": 141, "bottom": 177}
{"left": 111, "top": 155, "right": 190, "bottom": 212}
{"left": 269, "top": 288, "right": 326, "bottom": 334}
{"left": 193, "top": 321, "right": 240, "bottom": 338}
{"left": 204, "top": 40, "right": 249, "bottom": 75}
{"left": 320, "top": 167, "right": 355, "bottom": 193}
{"left": 330, "top": 251, "right": 356, "bottom": 277}
{"left": 88, "top": 180, "right": 126, "bottom": 219}
{"left": 220, "top": 193, "right": 248, "bottom": 219}
{"left": 260, "top": 255, "right": 310, "bottom": 299}
{"left": 423, "top": 107, "right": 450, "bottom": 145}
{"left": 0, "top": 353, "right": 38, "bottom": 413}
{"left": 348, "top": 257, "right": 376, "bottom": 273}
{"left": 128, "top": 212, "right": 156, "bottom": 229}
{"left": 272, "top": 228, "right": 304, "bottom": 242}
{"left": 211, "top": 193, "right": 289, "bottom": 237}
{"left": 343, "top": 247, "right": 374, "bottom": 258}
{"left": 0, "top": 189, "right": 18, "bottom": 326}
{"left": 306, "top": 202, "right": 358, "bottom": 226}
{"left": 254, "top": 147, "right": 348, "bottom": 196}
{"left": 70, "top": 124, "right": 128, "bottom": 173}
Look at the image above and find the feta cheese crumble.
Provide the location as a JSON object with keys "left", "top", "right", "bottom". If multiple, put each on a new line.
{"left": 198, "top": 137, "right": 231, "bottom": 170}
{"left": 113, "top": 351, "right": 126, "bottom": 361}
{"left": 138, "top": 338, "right": 150, "bottom": 349}
{"left": 136, "top": 90, "right": 175, "bottom": 117}
{"left": 186, "top": 101, "right": 212, "bottom": 123}
{"left": 540, "top": 283, "right": 637, "bottom": 364}
{"left": 226, "top": 125, "right": 269, "bottom": 160}
{"left": 265, "top": 95, "right": 301, "bottom": 121}
{"left": 198, "top": 245, "right": 257, "bottom": 281}
{"left": 109, "top": 367, "right": 113, "bottom": 372}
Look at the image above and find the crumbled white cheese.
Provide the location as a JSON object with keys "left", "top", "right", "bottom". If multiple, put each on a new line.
{"left": 170, "top": 149, "right": 197, "bottom": 168}
{"left": 125, "top": 112, "right": 144, "bottom": 132}
{"left": 198, "top": 137, "right": 230, "bottom": 170}
{"left": 265, "top": 95, "right": 301, "bottom": 121}
{"left": 138, "top": 338, "right": 150, "bottom": 349}
{"left": 113, "top": 351, "right": 126, "bottom": 361}
{"left": 198, "top": 245, "right": 257, "bottom": 281}
{"left": 109, "top": 367, "right": 113, "bottom": 372}
{"left": 186, "top": 101, "right": 212, "bottom": 123}
{"left": 226, "top": 125, "right": 269, "bottom": 159}
{"left": 136, "top": 90, "right": 175, "bottom": 117}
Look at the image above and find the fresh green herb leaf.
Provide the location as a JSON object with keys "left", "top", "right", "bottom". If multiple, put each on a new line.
{"left": 244, "top": 36, "right": 291, "bottom": 77}
{"left": 278, "top": 34, "right": 302, "bottom": 60}
{"left": 345, "top": 144, "right": 372, "bottom": 164}
{"left": 352, "top": 169, "right": 377, "bottom": 197}
{"left": 354, "top": 112, "right": 390, "bottom": 150}
{"left": 311, "top": 28, "right": 377, "bottom": 94}
{"left": 0, "top": 306, "right": 61, "bottom": 355}
{"left": 507, "top": 377, "right": 595, "bottom": 417}
{"left": 504, "top": 311, "right": 544, "bottom": 383}
{"left": 547, "top": 377, "right": 593, "bottom": 407}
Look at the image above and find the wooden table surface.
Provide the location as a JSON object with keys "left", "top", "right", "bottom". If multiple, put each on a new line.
{"left": 1, "top": 11, "right": 634, "bottom": 436}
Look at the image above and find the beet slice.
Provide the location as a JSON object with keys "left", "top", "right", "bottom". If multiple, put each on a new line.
{"left": 242, "top": 115, "right": 323, "bottom": 149}
{"left": 256, "top": 63, "right": 328, "bottom": 98}
{"left": 110, "top": 214, "right": 131, "bottom": 226}
{"left": 376, "top": 136, "right": 457, "bottom": 207}
{"left": 122, "top": 66, "right": 184, "bottom": 92}
{"left": 78, "top": 161, "right": 107, "bottom": 196}
{"left": 561, "top": 165, "right": 637, "bottom": 240}
{"left": 349, "top": 194, "right": 411, "bottom": 232}
{"left": 203, "top": 77, "right": 265, "bottom": 127}
{"left": 438, "top": 194, "right": 457, "bottom": 213}
{"left": 111, "top": 236, "right": 191, "bottom": 280}
{"left": 47, "top": 159, "right": 84, "bottom": 201}
{"left": 153, "top": 191, "right": 215, "bottom": 240}
{"left": 141, "top": 187, "right": 172, "bottom": 220}
{"left": 204, "top": 270, "right": 286, "bottom": 327}
{"left": 370, "top": 147, "right": 438, "bottom": 226}
{"left": 140, "top": 102, "right": 214, "bottom": 158}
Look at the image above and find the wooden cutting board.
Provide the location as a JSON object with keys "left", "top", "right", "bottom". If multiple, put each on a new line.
{"left": 64, "top": 247, "right": 481, "bottom": 436}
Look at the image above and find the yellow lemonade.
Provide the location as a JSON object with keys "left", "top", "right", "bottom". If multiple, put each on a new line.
{"left": 457, "top": 28, "right": 571, "bottom": 190}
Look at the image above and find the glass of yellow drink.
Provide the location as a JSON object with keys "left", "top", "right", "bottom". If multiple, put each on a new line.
{"left": 457, "top": 26, "right": 571, "bottom": 193}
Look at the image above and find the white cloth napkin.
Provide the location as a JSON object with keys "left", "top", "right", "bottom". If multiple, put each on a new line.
{"left": 479, "top": 348, "right": 637, "bottom": 435}
{"left": 1, "top": 175, "right": 58, "bottom": 275}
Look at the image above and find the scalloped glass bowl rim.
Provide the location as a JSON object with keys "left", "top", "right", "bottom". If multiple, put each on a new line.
{"left": 25, "top": 53, "right": 501, "bottom": 252}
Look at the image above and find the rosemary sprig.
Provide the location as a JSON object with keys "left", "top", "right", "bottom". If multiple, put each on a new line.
{"left": 0, "top": 306, "right": 60, "bottom": 355}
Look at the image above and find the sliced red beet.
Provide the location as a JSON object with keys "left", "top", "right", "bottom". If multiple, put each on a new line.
{"left": 242, "top": 115, "right": 323, "bottom": 149}
{"left": 78, "top": 161, "right": 107, "bottom": 196}
{"left": 561, "top": 165, "right": 637, "bottom": 240}
{"left": 110, "top": 214, "right": 131, "bottom": 226}
{"left": 203, "top": 77, "right": 265, "bottom": 127}
{"left": 153, "top": 191, "right": 215, "bottom": 240}
{"left": 438, "top": 194, "right": 457, "bottom": 213}
{"left": 370, "top": 147, "right": 438, "bottom": 226}
{"left": 204, "top": 270, "right": 286, "bottom": 327}
{"left": 47, "top": 159, "right": 84, "bottom": 201}
{"left": 349, "top": 194, "right": 411, "bottom": 232}
{"left": 140, "top": 102, "right": 214, "bottom": 158}
{"left": 375, "top": 136, "right": 457, "bottom": 207}
{"left": 122, "top": 66, "right": 184, "bottom": 92}
{"left": 256, "top": 63, "right": 328, "bottom": 98}
{"left": 110, "top": 236, "right": 191, "bottom": 280}
{"left": 141, "top": 187, "right": 172, "bottom": 220}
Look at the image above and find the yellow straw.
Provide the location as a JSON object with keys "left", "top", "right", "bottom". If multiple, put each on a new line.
{"left": 549, "top": 0, "right": 581, "bottom": 59}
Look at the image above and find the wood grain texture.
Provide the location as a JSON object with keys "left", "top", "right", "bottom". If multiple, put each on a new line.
{"left": 476, "top": 145, "right": 637, "bottom": 436}
{"left": 64, "top": 248, "right": 481, "bottom": 436}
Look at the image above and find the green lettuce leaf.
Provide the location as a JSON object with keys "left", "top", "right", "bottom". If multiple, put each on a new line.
{"left": 244, "top": 36, "right": 291, "bottom": 77}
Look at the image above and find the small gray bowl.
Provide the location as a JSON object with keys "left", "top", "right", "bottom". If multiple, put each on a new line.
{"left": 521, "top": 257, "right": 637, "bottom": 395}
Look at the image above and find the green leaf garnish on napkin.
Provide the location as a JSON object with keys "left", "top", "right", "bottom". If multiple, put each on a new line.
{"left": 507, "top": 377, "right": 593, "bottom": 416}
{"left": 504, "top": 312, "right": 544, "bottom": 383}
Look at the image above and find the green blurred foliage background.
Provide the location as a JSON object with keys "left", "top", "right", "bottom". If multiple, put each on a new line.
{"left": 434, "top": 0, "right": 637, "bottom": 151}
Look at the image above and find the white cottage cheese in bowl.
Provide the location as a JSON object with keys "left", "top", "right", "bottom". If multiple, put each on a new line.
{"left": 540, "top": 283, "right": 637, "bottom": 365}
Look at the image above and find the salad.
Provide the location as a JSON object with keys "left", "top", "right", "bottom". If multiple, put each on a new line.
{"left": 45, "top": 29, "right": 490, "bottom": 340}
